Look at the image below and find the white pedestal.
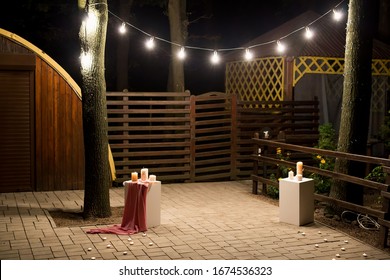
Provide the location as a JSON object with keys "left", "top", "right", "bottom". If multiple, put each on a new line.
{"left": 123, "top": 181, "right": 161, "bottom": 228}
{"left": 279, "top": 178, "right": 314, "bottom": 226}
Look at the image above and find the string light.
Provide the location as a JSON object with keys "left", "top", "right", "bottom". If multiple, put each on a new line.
{"left": 145, "top": 37, "right": 155, "bottom": 50}
{"left": 244, "top": 48, "right": 254, "bottom": 61}
{"left": 85, "top": 10, "right": 98, "bottom": 35}
{"left": 305, "top": 26, "right": 314, "bottom": 39}
{"left": 211, "top": 50, "right": 220, "bottom": 64}
{"left": 119, "top": 22, "right": 126, "bottom": 34}
{"left": 80, "top": 51, "right": 92, "bottom": 70}
{"left": 276, "top": 40, "right": 286, "bottom": 53}
{"left": 332, "top": 9, "right": 343, "bottom": 21}
{"left": 177, "top": 47, "right": 186, "bottom": 60}
{"left": 107, "top": 0, "right": 346, "bottom": 63}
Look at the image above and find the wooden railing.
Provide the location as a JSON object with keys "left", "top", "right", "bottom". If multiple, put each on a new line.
{"left": 251, "top": 134, "right": 390, "bottom": 248}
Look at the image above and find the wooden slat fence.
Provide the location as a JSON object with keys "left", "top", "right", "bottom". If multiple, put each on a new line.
{"left": 106, "top": 92, "right": 319, "bottom": 183}
{"left": 106, "top": 92, "right": 191, "bottom": 182}
{"left": 235, "top": 98, "right": 319, "bottom": 179}
{"left": 191, "top": 92, "right": 234, "bottom": 181}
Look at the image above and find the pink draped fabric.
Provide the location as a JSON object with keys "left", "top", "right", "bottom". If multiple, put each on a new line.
{"left": 86, "top": 181, "right": 149, "bottom": 235}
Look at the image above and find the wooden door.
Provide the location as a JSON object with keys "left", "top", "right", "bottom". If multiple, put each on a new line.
{"left": 0, "top": 70, "right": 34, "bottom": 192}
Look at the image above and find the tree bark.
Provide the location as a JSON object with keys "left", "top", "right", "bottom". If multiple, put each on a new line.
{"left": 330, "top": 0, "right": 376, "bottom": 206}
{"left": 79, "top": 0, "right": 111, "bottom": 218}
{"left": 167, "top": 0, "right": 187, "bottom": 92}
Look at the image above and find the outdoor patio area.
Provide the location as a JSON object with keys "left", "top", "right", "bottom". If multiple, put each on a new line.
{"left": 0, "top": 180, "right": 389, "bottom": 260}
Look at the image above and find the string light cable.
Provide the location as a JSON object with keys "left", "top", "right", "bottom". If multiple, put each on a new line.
{"left": 341, "top": 210, "right": 381, "bottom": 231}
{"left": 102, "top": 0, "right": 346, "bottom": 62}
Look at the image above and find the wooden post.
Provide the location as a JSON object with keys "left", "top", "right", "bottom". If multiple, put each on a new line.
{"left": 189, "top": 95, "right": 196, "bottom": 182}
{"left": 379, "top": 165, "right": 390, "bottom": 248}
{"left": 252, "top": 132, "right": 259, "bottom": 194}
{"left": 230, "top": 94, "right": 238, "bottom": 180}
{"left": 262, "top": 141, "right": 268, "bottom": 194}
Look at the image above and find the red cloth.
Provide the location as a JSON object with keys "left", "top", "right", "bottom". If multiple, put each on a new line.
{"left": 86, "top": 181, "right": 149, "bottom": 235}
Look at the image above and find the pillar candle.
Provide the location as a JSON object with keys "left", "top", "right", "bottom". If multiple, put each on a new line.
{"left": 288, "top": 170, "right": 294, "bottom": 180}
{"left": 296, "top": 161, "right": 303, "bottom": 175}
{"left": 141, "top": 168, "right": 148, "bottom": 181}
{"left": 131, "top": 172, "right": 138, "bottom": 182}
{"left": 149, "top": 174, "right": 156, "bottom": 181}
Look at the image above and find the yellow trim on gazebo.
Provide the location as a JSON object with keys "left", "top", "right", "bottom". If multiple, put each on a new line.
{"left": 293, "top": 56, "right": 390, "bottom": 86}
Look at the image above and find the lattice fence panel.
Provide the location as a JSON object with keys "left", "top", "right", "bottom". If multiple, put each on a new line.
{"left": 226, "top": 57, "right": 284, "bottom": 102}
{"left": 371, "top": 76, "right": 389, "bottom": 113}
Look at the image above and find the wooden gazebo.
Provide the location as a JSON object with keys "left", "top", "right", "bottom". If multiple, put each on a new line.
{"left": 0, "top": 28, "right": 84, "bottom": 192}
{"left": 224, "top": 11, "right": 390, "bottom": 143}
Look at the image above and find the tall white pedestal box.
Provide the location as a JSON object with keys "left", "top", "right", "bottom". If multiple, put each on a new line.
{"left": 145, "top": 181, "right": 161, "bottom": 228}
{"left": 123, "top": 181, "right": 161, "bottom": 228}
{"left": 279, "top": 178, "right": 314, "bottom": 226}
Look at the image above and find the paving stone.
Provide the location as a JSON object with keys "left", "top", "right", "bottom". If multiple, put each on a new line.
{"left": 0, "top": 181, "right": 389, "bottom": 260}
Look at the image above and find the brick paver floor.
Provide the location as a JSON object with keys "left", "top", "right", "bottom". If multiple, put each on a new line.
{"left": 0, "top": 181, "right": 389, "bottom": 260}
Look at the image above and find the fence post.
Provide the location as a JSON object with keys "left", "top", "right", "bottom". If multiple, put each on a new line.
{"left": 379, "top": 164, "right": 390, "bottom": 247}
{"left": 253, "top": 132, "right": 259, "bottom": 194}
{"left": 230, "top": 94, "right": 238, "bottom": 180}
{"left": 190, "top": 95, "right": 196, "bottom": 182}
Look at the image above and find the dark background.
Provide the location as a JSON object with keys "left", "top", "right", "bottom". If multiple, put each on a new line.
{"left": 0, "top": 0, "right": 344, "bottom": 93}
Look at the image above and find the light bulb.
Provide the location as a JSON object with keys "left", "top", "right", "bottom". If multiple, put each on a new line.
{"left": 244, "top": 48, "right": 253, "bottom": 60}
{"left": 145, "top": 37, "right": 155, "bottom": 50}
{"left": 333, "top": 9, "right": 343, "bottom": 21}
{"left": 80, "top": 51, "right": 92, "bottom": 70}
{"left": 177, "top": 47, "right": 186, "bottom": 60}
{"left": 85, "top": 11, "right": 98, "bottom": 34}
{"left": 119, "top": 22, "right": 126, "bottom": 34}
{"left": 211, "top": 50, "right": 220, "bottom": 64}
{"left": 276, "top": 40, "right": 286, "bottom": 53}
{"left": 305, "top": 27, "right": 314, "bottom": 39}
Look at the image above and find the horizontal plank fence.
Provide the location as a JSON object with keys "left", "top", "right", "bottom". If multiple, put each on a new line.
{"left": 235, "top": 98, "right": 319, "bottom": 179}
{"left": 106, "top": 91, "right": 319, "bottom": 183}
{"left": 251, "top": 136, "right": 390, "bottom": 248}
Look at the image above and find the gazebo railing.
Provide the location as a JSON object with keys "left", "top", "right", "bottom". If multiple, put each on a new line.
{"left": 251, "top": 133, "right": 390, "bottom": 248}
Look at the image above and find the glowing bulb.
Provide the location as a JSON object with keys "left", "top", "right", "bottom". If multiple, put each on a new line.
{"left": 177, "top": 47, "right": 186, "bottom": 60}
{"left": 305, "top": 27, "right": 314, "bottom": 39}
{"left": 244, "top": 48, "right": 253, "bottom": 60}
{"left": 333, "top": 9, "right": 343, "bottom": 21}
{"left": 276, "top": 40, "right": 286, "bottom": 53}
{"left": 85, "top": 11, "right": 98, "bottom": 34}
{"left": 145, "top": 37, "right": 155, "bottom": 50}
{"left": 119, "top": 22, "right": 126, "bottom": 34}
{"left": 210, "top": 50, "right": 220, "bottom": 64}
{"left": 80, "top": 51, "right": 92, "bottom": 70}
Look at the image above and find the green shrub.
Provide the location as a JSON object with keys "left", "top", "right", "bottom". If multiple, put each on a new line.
{"left": 310, "top": 123, "right": 337, "bottom": 194}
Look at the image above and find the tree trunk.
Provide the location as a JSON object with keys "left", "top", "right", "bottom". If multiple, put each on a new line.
{"left": 330, "top": 0, "right": 376, "bottom": 206}
{"left": 79, "top": 0, "right": 111, "bottom": 218}
{"left": 116, "top": 0, "right": 134, "bottom": 91}
{"left": 167, "top": 0, "right": 187, "bottom": 92}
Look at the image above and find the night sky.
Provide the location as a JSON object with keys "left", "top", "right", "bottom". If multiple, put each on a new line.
{"left": 0, "top": 0, "right": 344, "bottom": 94}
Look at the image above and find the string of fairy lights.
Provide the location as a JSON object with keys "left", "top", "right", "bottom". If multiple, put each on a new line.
{"left": 81, "top": 0, "right": 347, "bottom": 69}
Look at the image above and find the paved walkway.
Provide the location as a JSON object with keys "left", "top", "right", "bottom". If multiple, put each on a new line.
{"left": 0, "top": 181, "right": 389, "bottom": 260}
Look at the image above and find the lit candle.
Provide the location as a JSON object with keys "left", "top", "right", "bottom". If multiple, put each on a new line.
{"left": 297, "top": 174, "right": 303, "bottom": 181}
{"left": 141, "top": 168, "right": 148, "bottom": 181}
{"left": 131, "top": 172, "right": 138, "bottom": 182}
{"left": 288, "top": 170, "right": 294, "bottom": 180}
{"left": 296, "top": 161, "right": 303, "bottom": 175}
{"left": 149, "top": 174, "right": 156, "bottom": 181}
